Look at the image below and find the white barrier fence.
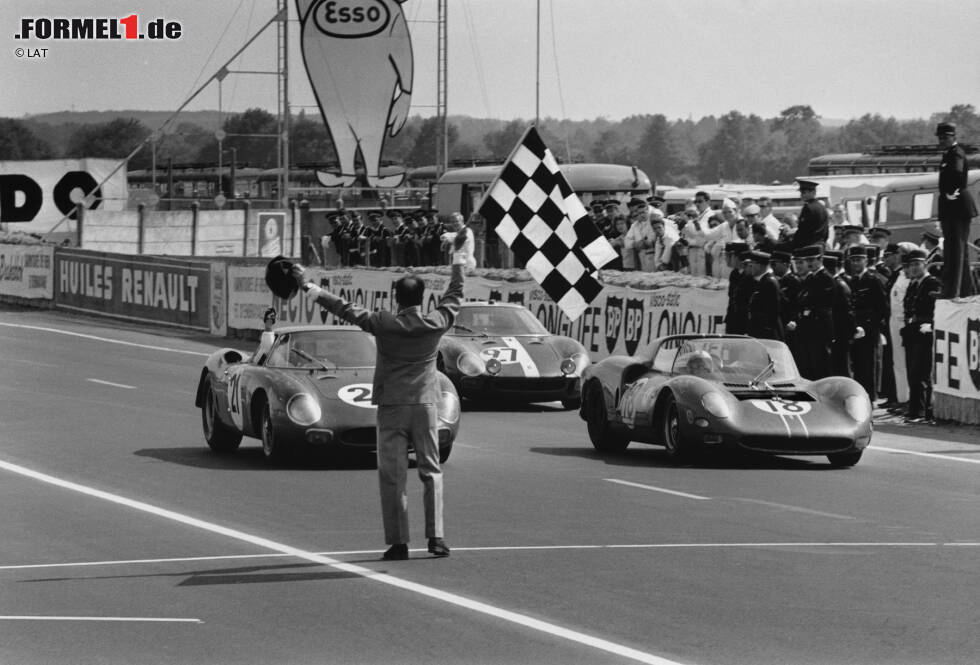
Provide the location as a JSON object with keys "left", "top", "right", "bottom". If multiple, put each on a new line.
{"left": 225, "top": 265, "right": 728, "bottom": 362}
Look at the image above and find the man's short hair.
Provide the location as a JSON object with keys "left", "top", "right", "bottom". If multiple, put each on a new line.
{"left": 395, "top": 274, "right": 425, "bottom": 308}
{"left": 695, "top": 190, "right": 711, "bottom": 202}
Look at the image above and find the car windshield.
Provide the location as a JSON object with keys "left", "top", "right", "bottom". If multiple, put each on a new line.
{"left": 662, "top": 338, "right": 799, "bottom": 384}
{"left": 452, "top": 306, "right": 548, "bottom": 335}
{"left": 265, "top": 329, "right": 376, "bottom": 369}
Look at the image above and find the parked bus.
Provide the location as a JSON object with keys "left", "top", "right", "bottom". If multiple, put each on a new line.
{"left": 873, "top": 169, "right": 980, "bottom": 247}
{"left": 435, "top": 163, "right": 652, "bottom": 220}
{"left": 808, "top": 144, "right": 980, "bottom": 176}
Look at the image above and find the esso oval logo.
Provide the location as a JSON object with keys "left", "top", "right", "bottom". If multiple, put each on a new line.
{"left": 313, "top": 0, "right": 390, "bottom": 38}
{"left": 337, "top": 383, "right": 377, "bottom": 409}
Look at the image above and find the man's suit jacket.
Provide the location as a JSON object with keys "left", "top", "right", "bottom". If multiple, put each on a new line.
{"left": 938, "top": 143, "right": 978, "bottom": 221}
{"left": 317, "top": 265, "right": 464, "bottom": 405}
{"left": 792, "top": 199, "right": 829, "bottom": 249}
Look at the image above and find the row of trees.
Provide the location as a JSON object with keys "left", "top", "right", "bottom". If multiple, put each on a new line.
{"left": 2, "top": 104, "right": 978, "bottom": 186}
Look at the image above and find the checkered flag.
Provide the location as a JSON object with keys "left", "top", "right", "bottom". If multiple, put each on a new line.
{"left": 477, "top": 126, "right": 617, "bottom": 321}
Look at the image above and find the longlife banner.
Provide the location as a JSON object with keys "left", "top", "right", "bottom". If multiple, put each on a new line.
{"left": 0, "top": 244, "right": 54, "bottom": 299}
{"left": 225, "top": 266, "right": 728, "bottom": 361}
{"left": 54, "top": 248, "right": 212, "bottom": 331}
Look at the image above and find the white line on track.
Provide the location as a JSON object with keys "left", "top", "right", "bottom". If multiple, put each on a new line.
{"left": 4, "top": 540, "right": 978, "bottom": 573}
{"left": 728, "top": 498, "right": 857, "bottom": 521}
{"left": 0, "top": 322, "right": 210, "bottom": 357}
{"left": 0, "top": 615, "right": 202, "bottom": 623}
{"left": 86, "top": 378, "right": 136, "bottom": 390}
{"left": 0, "top": 458, "right": 683, "bottom": 665}
{"left": 871, "top": 445, "right": 980, "bottom": 465}
{"left": 605, "top": 478, "right": 711, "bottom": 500}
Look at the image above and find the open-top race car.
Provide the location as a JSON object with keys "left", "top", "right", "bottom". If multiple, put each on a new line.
{"left": 195, "top": 325, "right": 461, "bottom": 464}
{"left": 436, "top": 302, "right": 590, "bottom": 408}
{"left": 579, "top": 334, "right": 872, "bottom": 466}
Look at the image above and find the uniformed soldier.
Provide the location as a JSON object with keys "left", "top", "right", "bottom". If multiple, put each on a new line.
{"left": 388, "top": 210, "right": 406, "bottom": 267}
{"left": 846, "top": 245, "right": 889, "bottom": 400}
{"left": 900, "top": 249, "right": 942, "bottom": 422}
{"left": 936, "top": 121, "right": 978, "bottom": 298}
{"left": 723, "top": 242, "right": 750, "bottom": 335}
{"left": 823, "top": 249, "right": 856, "bottom": 378}
{"left": 771, "top": 249, "right": 801, "bottom": 352}
{"left": 787, "top": 244, "right": 835, "bottom": 380}
{"left": 745, "top": 251, "right": 784, "bottom": 341}
{"left": 402, "top": 213, "right": 422, "bottom": 267}
{"left": 792, "top": 179, "right": 829, "bottom": 250}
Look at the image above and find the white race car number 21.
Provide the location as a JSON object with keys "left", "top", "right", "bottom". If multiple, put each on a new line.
{"left": 338, "top": 383, "right": 377, "bottom": 409}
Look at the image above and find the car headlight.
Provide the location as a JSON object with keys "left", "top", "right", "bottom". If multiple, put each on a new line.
{"left": 437, "top": 390, "right": 460, "bottom": 424}
{"left": 560, "top": 352, "right": 589, "bottom": 376}
{"left": 457, "top": 352, "right": 486, "bottom": 377}
{"left": 701, "top": 392, "right": 731, "bottom": 419}
{"left": 844, "top": 394, "right": 871, "bottom": 422}
{"left": 286, "top": 393, "right": 321, "bottom": 426}
{"left": 485, "top": 357, "right": 502, "bottom": 375}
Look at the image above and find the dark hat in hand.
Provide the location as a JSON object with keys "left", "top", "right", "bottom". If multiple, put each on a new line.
{"left": 265, "top": 255, "right": 299, "bottom": 300}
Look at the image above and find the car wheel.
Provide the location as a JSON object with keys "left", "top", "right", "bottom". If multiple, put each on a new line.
{"left": 827, "top": 451, "right": 862, "bottom": 467}
{"left": 202, "top": 385, "right": 243, "bottom": 453}
{"left": 260, "top": 402, "right": 290, "bottom": 464}
{"left": 561, "top": 396, "right": 582, "bottom": 410}
{"left": 439, "top": 443, "right": 453, "bottom": 464}
{"left": 584, "top": 382, "right": 629, "bottom": 453}
{"left": 661, "top": 393, "right": 692, "bottom": 463}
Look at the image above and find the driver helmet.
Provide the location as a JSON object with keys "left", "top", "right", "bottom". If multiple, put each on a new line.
{"left": 686, "top": 350, "right": 714, "bottom": 373}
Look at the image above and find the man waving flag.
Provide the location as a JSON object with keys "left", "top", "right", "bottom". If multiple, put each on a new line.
{"left": 477, "top": 125, "right": 618, "bottom": 321}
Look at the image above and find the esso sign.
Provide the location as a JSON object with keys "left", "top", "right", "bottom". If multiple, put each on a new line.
{"left": 313, "top": 0, "right": 390, "bottom": 38}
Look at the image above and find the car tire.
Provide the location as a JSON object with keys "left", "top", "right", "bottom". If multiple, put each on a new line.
{"left": 439, "top": 444, "right": 453, "bottom": 464}
{"left": 827, "top": 451, "right": 862, "bottom": 467}
{"left": 202, "top": 384, "right": 243, "bottom": 453}
{"left": 260, "top": 402, "right": 290, "bottom": 464}
{"left": 661, "top": 393, "right": 692, "bottom": 463}
{"left": 584, "top": 381, "right": 629, "bottom": 453}
{"left": 561, "top": 397, "right": 582, "bottom": 410}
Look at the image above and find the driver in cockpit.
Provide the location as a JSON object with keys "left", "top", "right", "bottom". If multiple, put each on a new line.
{"left": 684, "top": 350, "right": 716, "bottom": 378}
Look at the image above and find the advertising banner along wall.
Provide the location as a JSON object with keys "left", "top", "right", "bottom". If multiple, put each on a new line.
{"left": 54, "top": 248, "right": 212, "bottom": 331}
{"left": 225, "top": 265, "right": 728, "bottom": 361}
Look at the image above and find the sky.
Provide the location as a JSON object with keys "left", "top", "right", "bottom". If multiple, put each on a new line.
{"left": 2, "top": 0, "right": 978, "bottom": 126}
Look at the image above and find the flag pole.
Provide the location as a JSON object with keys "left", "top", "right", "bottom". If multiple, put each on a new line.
{"left": 535, "top": 0, "right": 540, "bottom": 125}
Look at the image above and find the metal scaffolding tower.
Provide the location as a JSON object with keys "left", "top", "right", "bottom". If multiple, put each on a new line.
{"left": 277, "top": 0, "right": 290, "bottom": 208}
{"left": 435, "top": 0, "right": 448, "bottom": 178}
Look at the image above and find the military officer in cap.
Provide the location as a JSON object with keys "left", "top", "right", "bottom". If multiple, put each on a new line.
{"left": 745, "top": 251, "right": 784, "bottom": 341}
{"left": 845, "top": 245, "right": 888, "bottom": 399}
{"left": 787, "top": 244, "right": 836, "bottom": 379}
{"left": 771, "top": 248, "right": 801, "bottom": 338}
{"left": 723, "top": 242, "right": 751, "bottom": 335}
{"left": 792, "top": 179, "right": 830, "bottom": 250}
{"left": 936, "top": 121, "right": 978, "bottom": 298}
{"left": 900, "top": 249, "right": 942, "bottom": 422}
{"left": 823, "top": 249, "right": 856, "bottom": 377}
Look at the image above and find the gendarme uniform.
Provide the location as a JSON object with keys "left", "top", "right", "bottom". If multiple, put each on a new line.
{"left": 793, "top": 244, "right": 835, "bottom": 380}
{"left": 846, "top": 245, "right": 889, "bottom": 400}
{"left": 824, "top": 250, "right": 855, "bottom": 378}
{"left": 901, "top": 250, "right": 942, "bottom": 420}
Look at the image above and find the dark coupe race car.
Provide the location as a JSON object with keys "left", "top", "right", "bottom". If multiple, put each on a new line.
{"left": 579, "top": 334, "right": 872, "bottom": 466}
{"left": 437, "top": 302, "right": 590, "bottom": 408}
{"left": 195, "top": 325, "right": 460, "bottom": 463}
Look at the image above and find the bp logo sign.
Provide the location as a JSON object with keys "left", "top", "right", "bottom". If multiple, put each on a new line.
{"left": 968, "top": 317, "right": 980, "bottom": 390}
